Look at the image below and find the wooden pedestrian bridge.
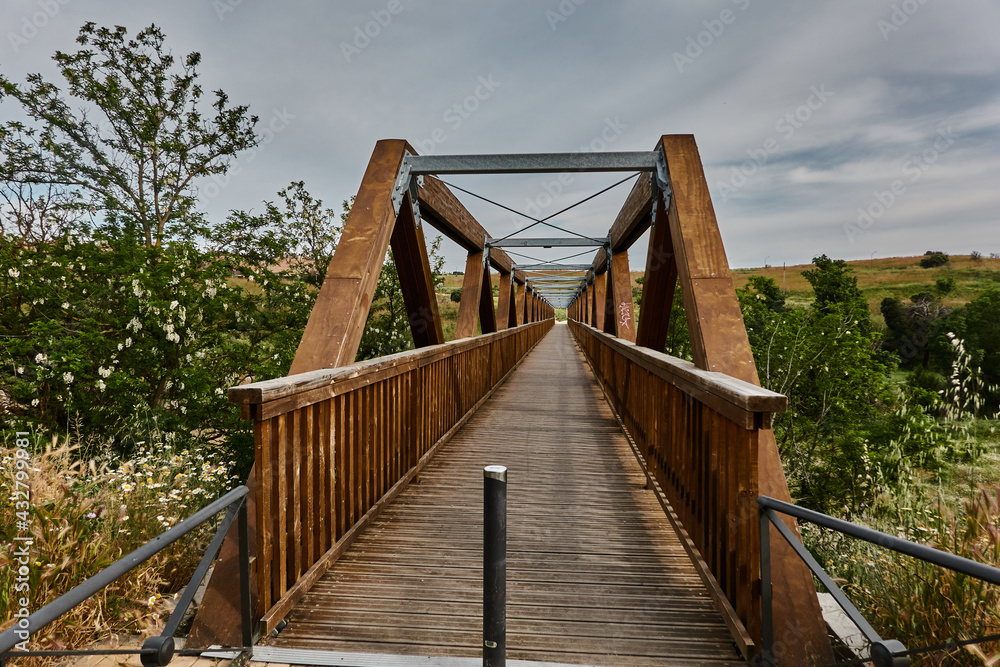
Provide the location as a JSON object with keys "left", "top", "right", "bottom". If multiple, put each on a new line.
{"left": 25, "top": 134, "right": 985, "bottom": 667}
{"left": 183, "top": 135, "right": 836, "bottom": 666}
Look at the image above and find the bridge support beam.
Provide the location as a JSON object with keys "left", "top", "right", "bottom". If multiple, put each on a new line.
{"left": 592, "top": 269, "right": 607, "bottom": 331}
{"left": 635, "top": 190, "right": 678, "bottom": 351}
{"left": 658, "top": 134, "right": 833, "bottom": 665}
{"left": 456, "top": 251, "right": 496, "bottom": 339}
{"left": 391, "top": 191, "right": 445, "bottom": 348}
{"left": 602, "top": 250, "right": 636, "bottom": 342}
{"left": 496, "top": 271, "right": 513, "bottom": 330}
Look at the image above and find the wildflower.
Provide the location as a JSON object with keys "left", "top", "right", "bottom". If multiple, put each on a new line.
{"left": 63, "top": 372, "right": 74, "bottom": 384}
{"left": 97, "top": 380, "right": 106, "bottom": 392}
{"left": 8, "top": 268, "right": 19, "bottom": 279}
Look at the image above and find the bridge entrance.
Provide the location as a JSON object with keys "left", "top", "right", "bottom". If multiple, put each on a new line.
{"left": 262, "top": 323, "right": 743, "bottom": 665}
{"left": 189, "top": 136, "right": 834, "bottom": 666}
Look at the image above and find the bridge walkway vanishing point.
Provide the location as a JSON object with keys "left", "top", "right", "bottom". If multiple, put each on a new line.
{"left": 262, "top": 323, "right": 744, "bottom": 666}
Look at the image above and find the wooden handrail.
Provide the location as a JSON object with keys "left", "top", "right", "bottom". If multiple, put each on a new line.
{"left": 231, "top": 319, "right": 554, "bottom": 635}
{"left": 569, "top": 319, "right": 785, "bottom": 660}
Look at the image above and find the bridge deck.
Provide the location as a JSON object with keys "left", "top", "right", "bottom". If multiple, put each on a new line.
{"left": 264, "top": 323, "right": 744, "bottom": 666}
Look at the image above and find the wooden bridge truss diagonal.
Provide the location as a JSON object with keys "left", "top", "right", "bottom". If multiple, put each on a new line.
{"left": 190, "top": 136, "right": 835, "bottom": 665}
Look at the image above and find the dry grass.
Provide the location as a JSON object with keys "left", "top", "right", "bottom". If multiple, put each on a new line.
{"left": 0, "top": 437, "right": 237, "bottom": 662}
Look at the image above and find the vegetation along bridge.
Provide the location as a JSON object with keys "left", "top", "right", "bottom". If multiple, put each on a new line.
{"left": 173, "top": 135, "right": 838, "bottom": 665}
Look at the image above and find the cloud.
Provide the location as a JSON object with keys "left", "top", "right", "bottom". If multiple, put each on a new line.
{"left": 1, "top": 0, "right": 998, "bottom": 271}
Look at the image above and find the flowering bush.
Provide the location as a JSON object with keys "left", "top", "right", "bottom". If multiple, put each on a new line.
{"left": 0, "top": 235, "right": 312, "bottom": 468}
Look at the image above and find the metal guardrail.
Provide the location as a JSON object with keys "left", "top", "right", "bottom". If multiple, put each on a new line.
{"left": 0, "top": 486, "right": 253, "bottom": 667}
{"left": 758, "top": 495, "right": 1000, "bottom": 667}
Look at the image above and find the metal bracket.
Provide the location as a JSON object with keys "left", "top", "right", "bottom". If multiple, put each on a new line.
{"left": 650, "top": 148, "right": 672, "bottom": 228}
{"left": 408, "top": 174, "right": 422, "bottom": 228}
{"left": 653, "top": 146, "right": 671, "bottom": 195}
{"left": 391, "top": 152, "right": 413, "bottom": 217}
{"left": 391, "top": 153, "right": 424, "bottom": 226}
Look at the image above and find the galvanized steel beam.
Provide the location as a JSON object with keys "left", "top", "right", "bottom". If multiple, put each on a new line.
{"left": 407, "top": 152, "right": 658, "bottom": 175}
{"left": 486, "top": 237, "right": 608, "bottom": 248}
{"left": 513, "top": 263, "right": 592, "bottom": 272}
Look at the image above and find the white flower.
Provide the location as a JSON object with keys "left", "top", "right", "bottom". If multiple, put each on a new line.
{"left": 97, "top": 379, "right": 106, "bottom": 391}
{"left": 125, "top": 337, "right": 133, "bottom": 348}
{"left": 7, "top": 268, "right": 19, "bottom": 279}
{"left": 98, "top": 366, "right": 112, "bottom": 378}
{"left": 63, "top": 372, "right": 74, "bottom": 384}
{"left": 127, "top": 317, "right": 142, "bottom": 332}
{"left": 35, "top": 353, "right": 48, "bottom": 365}
{"left": 16, "top": 366, "right": 24, "bottom": 375}
{"left": 31, "top": 398, "right": 39, "bottom": 407}
{"left": 62, "top": 302, "right": 69, "bottom": 309}
{"left": 170, "top": 300, "right": 179, "bottom": 310}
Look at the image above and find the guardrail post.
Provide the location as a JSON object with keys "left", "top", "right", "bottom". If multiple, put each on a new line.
{"left": 758, "top": 506, "right": 774, "bottom": 666}
{"left": 483, "top": 465, "right": 507, "bottom": 667}
{"left": 238, "top": 498, "right": 254, "bottom": 649}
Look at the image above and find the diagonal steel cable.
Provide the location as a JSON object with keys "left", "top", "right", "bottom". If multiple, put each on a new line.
{"left": 438, "top": 174, "right": 635, "bottom": 243}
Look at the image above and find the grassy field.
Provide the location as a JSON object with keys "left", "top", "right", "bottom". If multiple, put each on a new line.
{"left": 438, "top": 254, "right": 1000, "bottom": 338}
{"left": 730, "top": 254, "right": 1000, "bottom": 310}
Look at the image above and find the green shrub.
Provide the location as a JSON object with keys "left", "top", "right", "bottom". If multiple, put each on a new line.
{"left": 919, "top": 251, "right": 950, "bottom": 268}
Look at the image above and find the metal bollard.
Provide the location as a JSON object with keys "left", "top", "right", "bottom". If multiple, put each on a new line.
{"left": 483, "top": 465, "right": 507, "bottom": 667}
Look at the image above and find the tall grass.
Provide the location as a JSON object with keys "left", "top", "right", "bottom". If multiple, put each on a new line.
{"left": 0, "top": 434, "right": 237, "bottom": 657}
{"left": 808, "top": 487, "right": 1000, "bottom": 665}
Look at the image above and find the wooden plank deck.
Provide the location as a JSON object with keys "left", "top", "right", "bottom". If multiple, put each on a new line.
{"left": 264, "top": 322, "right": 744, "bottom": 666}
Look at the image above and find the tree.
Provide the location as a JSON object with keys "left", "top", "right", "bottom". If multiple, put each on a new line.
{"left": 919, "top": 251, "right": 949, "bottom": 269}
{"left": 0, "top": 23, "right": 257, "bottom": 247}
{"left": 744, "top": 260, "right": 892, "bottom": 512}
{"left": 880, "top": 293, "right": 950, "bottom": 369}
{"left": 802, "top": 254, "right": 864, "bottom": 311}
{"left": 940, "top": 290, "right": 1000, "bottom": 411}
{"left": 0, "top": 181, "right": 81, "bottom": 242}
{"left": 275, "top": 181, "right": 342, "bottom": 285}
{"left": 355, "top": 226, "right": 447, "bottom": 362}
{"left": 0, "top": 24, "right": 297, "bottom": 473}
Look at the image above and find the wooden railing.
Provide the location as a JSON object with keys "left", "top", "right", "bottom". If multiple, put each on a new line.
{"left": 569, "top": 320, "right": 786, "bottom": 658}
{"left": 229, "top": 320, "right": 553, "bottom": 634}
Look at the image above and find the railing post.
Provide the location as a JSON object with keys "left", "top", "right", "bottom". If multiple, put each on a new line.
{"left": 758, "top": 506, "right": 774, "bottom": 666}
{"left": 238, "top": 498, "right": 254, "bottom": 649}
{"left": 483, "top": 465, "right": 507, "bottom": 667}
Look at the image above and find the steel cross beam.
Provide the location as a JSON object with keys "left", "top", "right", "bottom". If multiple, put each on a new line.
{"left": 513, "top": 263, "right": 593, "bottom": 272}
{"left": 407, "top": 152, "right": 658, "bottom": 175}
{"left": 486, "top": 237, "right": 608, "bottom": 248}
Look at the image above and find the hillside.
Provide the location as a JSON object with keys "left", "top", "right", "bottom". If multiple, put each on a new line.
{"left": 730, "top": 254, "right": 1000, "bottom": 308}
{"left": 440, "top": 254, "right": 1000, "bottom": 333}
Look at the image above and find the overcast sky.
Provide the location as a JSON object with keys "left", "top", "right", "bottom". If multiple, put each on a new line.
{"left": 3, "top": 0, "right": 998, "bottom": 273}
